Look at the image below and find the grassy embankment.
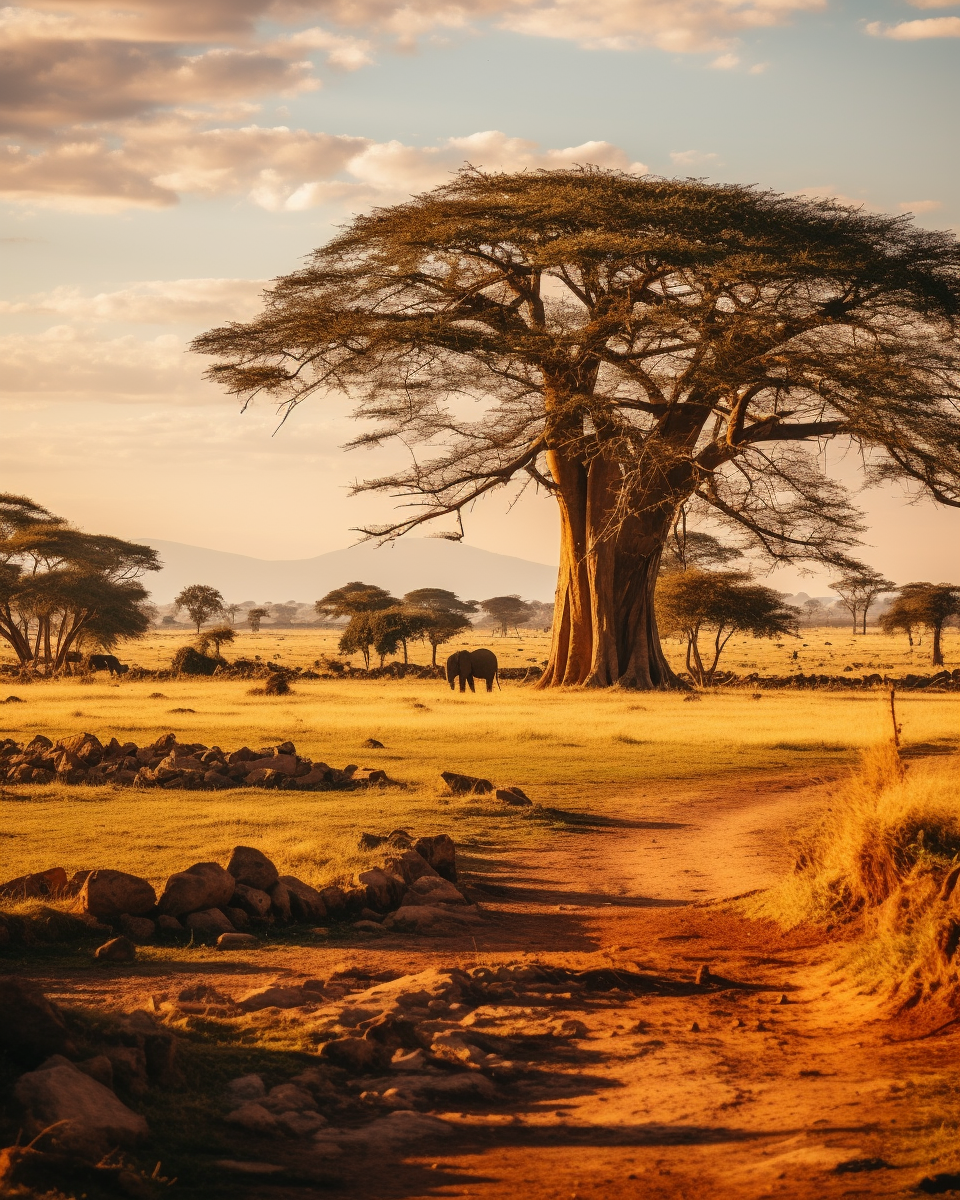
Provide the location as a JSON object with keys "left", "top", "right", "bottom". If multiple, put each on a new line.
{"left": 1, "top": 675, "right": 956, "bottom": 896}
{"left": 751, "top": 742, "right": 960, "bottom": 1018}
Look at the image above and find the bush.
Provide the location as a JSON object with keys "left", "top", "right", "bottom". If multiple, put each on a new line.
{"left": 171, "top": 645, "right": 220, "bottom": 676}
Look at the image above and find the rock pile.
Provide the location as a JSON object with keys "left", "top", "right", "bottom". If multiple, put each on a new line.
{"left": 0, "top": 832, "right": 469, "bottom": 947}
{"left": 0, "top": 732, "right": 393, "bottom": 791}
{"left": 708, "top": 668, "right": 960, "bottom": 691}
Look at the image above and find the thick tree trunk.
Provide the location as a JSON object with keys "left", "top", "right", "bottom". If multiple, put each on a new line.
{"left": 539, "top": 449, "right": 684, "bottom": 690}
{"left": 932, "top": 623, "right": 944, "bottom": 667}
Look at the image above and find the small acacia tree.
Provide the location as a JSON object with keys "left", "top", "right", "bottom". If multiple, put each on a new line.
{"left": 338, "top": 612, "right": 376, "bottom": 669}
{"left": 198, "top": 625, "right": 236, "bottom": 658}
{"left": 656, "top": 569, "right": 798, "bottom": 685}
{"left": 829, "top": 565, "right": 896, "bottom": 635}
{"left": 481, "top": 595, "right": 534, "bottom": 637}
{"left": 403, "top": 588, "right": 476, "bottom": 665}
{"left": 174, "top": 584, "right": 224, "bottom": 633}
{"left": 881, "top": 583, "right": 960, "bottom": 666}
{"left": 194, "top": 170, "right": 960, "bottom": 689}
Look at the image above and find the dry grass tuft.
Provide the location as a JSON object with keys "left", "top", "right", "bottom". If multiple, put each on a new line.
{"left": 752, "top": 744, "right": 960, "bottom": 1018}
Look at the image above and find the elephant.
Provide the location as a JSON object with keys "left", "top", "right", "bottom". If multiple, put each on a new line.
{"left": 446, "top": 648, "right": 500, "bottom": 693}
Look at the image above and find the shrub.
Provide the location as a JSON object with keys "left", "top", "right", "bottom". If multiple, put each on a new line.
{"left": 171, "top": 645, "right": 219, "bottom": 676}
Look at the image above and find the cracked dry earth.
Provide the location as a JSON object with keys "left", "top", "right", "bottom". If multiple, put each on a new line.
{"left": 25, "top": 770, "right": 960, "bottom": 1199}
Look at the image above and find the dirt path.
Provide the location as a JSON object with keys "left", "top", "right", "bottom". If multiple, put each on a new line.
{"left": 9, "top": 771, "right": 960, "bottom": 1200}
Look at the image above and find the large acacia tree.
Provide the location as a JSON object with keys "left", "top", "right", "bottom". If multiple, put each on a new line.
{"left": 193, "top": 170, "right": 960, "bottom": 689}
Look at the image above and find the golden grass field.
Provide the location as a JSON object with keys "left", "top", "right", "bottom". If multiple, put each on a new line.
{"left": 1, "top": 666, "right": 956, "bottom": 899}
{"left": 2, "top": 624, "right": 954, "bottom": 675}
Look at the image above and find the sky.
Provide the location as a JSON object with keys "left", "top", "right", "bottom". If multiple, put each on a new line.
{"left": 1, "top": 0, "right": 959, "bottom": 592}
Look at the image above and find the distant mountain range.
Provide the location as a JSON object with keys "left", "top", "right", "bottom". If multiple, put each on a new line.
{"left": 138, "top": 538, "right": 559, "bottom": 604}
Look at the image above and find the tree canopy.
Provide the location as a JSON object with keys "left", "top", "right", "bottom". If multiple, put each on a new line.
{"left": 174, "top": 584, "right": 225, "bottom": 633}
{"left": 0, "top": 494, "right": 160, "bottom": 669}
{"left": 880, "top": 583, "right": 960, "bottom": 666}
{"left": 194, "top": 169, "right": 960, "bottom": 688}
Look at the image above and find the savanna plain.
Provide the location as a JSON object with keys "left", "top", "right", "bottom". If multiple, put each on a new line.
{"left": 2, "top": 628, "right": 959, "bottom": 1200}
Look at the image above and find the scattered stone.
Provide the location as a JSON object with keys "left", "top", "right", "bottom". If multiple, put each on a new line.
{"left": 441, "top": 771, "right": 494, "bottom": 796}
{"left": 14, "top": 1055, "right": 149, "bottom": 1155}
{"left": 363, "top": 738, "right": 385, "bottom": 749}
{"left": 690, "top": 1021, "right": 701, "bottom": 1033}
{"left": 279, "top": 875, "right": 327, "bottom": 922}
{"left": 412, "top": 834, "right": 458, "bottom": 882}
{"left": 155, "top": 914, "right": 183, "bottom": 932}
{"left": 495, "top": 787, "right": 532, "bottom": 806}
{"left": 402, "top": 876, "right": 467, "bottom": 906}
{"left": 777, "top": 993, "right": 791, "bottom": 1005}
{"left": 237, "top": 985, "right": 306, "bottom": 1011}
{"left": 94, "top": 936, "right": 137, "bottom": 963}
{"left": 119, "top": 915, "right": 156, "bottom": 943}
{"left": 3, "top": 695, "right": 24, "bottom": 703}
{"left": 231, "top": 882, "right": 273, "bottom": 920}
{"left": 157, "top": 861, "right": 235, "bottom": 916}
{"left": 227, "top": 846, "right": 280, "bottom": 891}
{"left": 357, "top": 866, "right": 407, "bottom": 911}
{"left": 353, "top": 920, "right": 384, "bottom": 933}
{"left": 217, "top": 932, "right": 260, "bottom": 950}
{"left": 269, "top": 880, "right": 293, "bottom": 922}
{"left": 223, "top": 905, "right": 250, "bottom": 929}
{"left": 279, "top": 1111, "right": 328, "bottom": 1137}
{"left": 0, "top": 867, "right": 68, "bottom": 899}
{"left": 77, "top": 1055, "right": 114, "bottom": 1090}
{"left": 228, "top": 1074, "right": 266, "bottom": 1103}
{"left": 184, "top": 908, "right": 236, "bottom": 936}
{"left": 79, "top": 870, "right": 157, "bottom": 919}
{"left": 227, "top": 1102, "right": 280, "bottom": 1134}
{"left": 385, "top": 905, "right": 482, "bottom": 931}
{"left": 214, "top": 1161, "right": 285, "bottom": 1175}
{"left": 319, "top": 1037, "right": 382, "bottom": 1072}
{"left": 360, "top": 907, "right": 383, "bottom": 922}
{"left": 314, "top": 1110, "right": 451, "bottom": 1150}
{"left": 0, "top": 977, "right": 76, "bottom": 1065}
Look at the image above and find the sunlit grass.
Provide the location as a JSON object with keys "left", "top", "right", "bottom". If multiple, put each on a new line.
{"left": 0, "top": 676, "right": 956, "bottom": 893}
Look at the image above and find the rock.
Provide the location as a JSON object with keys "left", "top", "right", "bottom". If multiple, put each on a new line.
{"left": 357, "top": 866, "right": 407, "bottom": 911}
{"left": 242, "top": 753, "right": 299, "bottom": 776}
{"left": 403, "top": 876, "right": 468, "bottom": 905}
{"left": 495, "top": 786, "right": 532, "bottom": 806}
{"left": 0, "top": 867, "right": 68, "bottom": 899}
{"left": 695, "top": 963, "right": 712, "bottom": 985}
{"left": 103, "top": 1045, "right": 149, "bottom": 1096}
{"left": 231, "top": 883, "right": 273, "bottom": 920}
{"left": 217, "top": 932, "right": 260, "bottom": 950}
{"left": 385, "top": 904, "right": 483, "bottom": 931}
{"left": 412, "top": 834, "right": 457, "bottom": 882}
{"left": 278, "top": 875, "right": 327, "bottom": 922}
{"left": 363, "top": 738, "right": 385, "bottom": 749}
{"left": 263, "top": 1083, "right": 317, "bottom": 1113}
{"left": 226, "top": 1102, "right": 279, "bottom": 1134}
{"left": 57, "top": 732, "right": 104, "bottom": 765}
{"left": 79, "top": 870, "right": 156, "bottom": 919}
{"left": 347, "top": 968, "right": 468, "bottom": 1014}
{"left": 237, "top": 985, "right": 306, "bottom": 1011}
{"left": 213, "top": 1160, "right": 284, "bottom": 1176}
{"left": 0, "top": 977, "right": 76, "bottom": 1065}
{"left": 353, "top": 920, "right": 384, "bottom": 933}
{"left": 440, "top": 770, "right": 493, "bottom": 796}
{"left": 77, "top": 1055, "right": 114, "bottom": 1090}
{"left": 14, "top": 1056, "right": 149, "bottom": 1155}
{"left": 157, "top": 861, "right": 235, "bottom": 916}
{"left": 430, "top": 1030, "right": 488, "bottom": 1068}
{"left": 318, "top": 885, "right": 347, "bottom": 917}
{"left": 226, "top": 846, "right": 280, "bottom": 891}
{"left": 223, "top": 905, "right": 249, "bottom": 929}
{"left": 268, "top": 880, "right": 292, "bottom": 922}
{"left": 119, "top": 915, "right": 156, "bottom": 943}
{"left": 155, "top": 914, "right": 183, "bottom": 932}
{"left": 315, "top": 1110, "right": 451, "bottom": 1150}
{"left": 184, "top": 908, "right": 235, "bottom": 936}
{"left": 279, "top": 1111, "right": 328, "bottom": 1136}
{"left": 227, "top": 1074, "right": 266, "bottom": 1103}
{"left": 318, "top": 1037, "right": 383, "bottom": 1072}
{"left": 382, "top": 849, "right": 439, "bottom": 885}
{"left": 94, "top": 936, "right": 137, "bottom": 963}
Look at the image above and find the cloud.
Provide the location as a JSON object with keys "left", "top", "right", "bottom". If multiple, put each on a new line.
{"left": 0, "top": 278, "right": 268, "bottom": 322}
{"left": 0, "top": 119, "right": 648, "bottom": 211}
{"left": 669, "top": 149, "right": 720, "bottom": 167}
{"left": 866, "top": 15, "right": 960, "bottom": 38}
{"left": 897, "top": 199, "right": 942, "bottom": 213}
{"left": 710, "top": 52, "right": 740, "bottom": 68}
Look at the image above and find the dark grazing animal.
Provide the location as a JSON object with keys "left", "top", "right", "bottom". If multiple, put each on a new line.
{"left": 446, "top": 648, "right": 499, "bottom": 693}
{"left": 86, "top": 654, "right": 129, "bottom": 676}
